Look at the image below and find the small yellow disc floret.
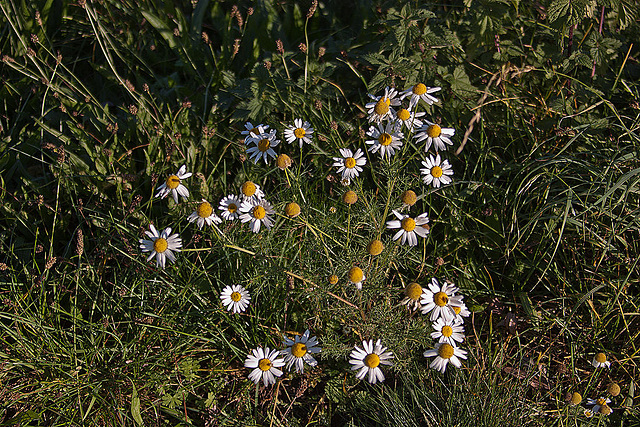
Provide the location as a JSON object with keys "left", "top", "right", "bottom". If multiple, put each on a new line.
{"left": 285, "top": 202, "right": 301, "bottom": 218}
{"left": 231, "top": 291, "right": 242, "bottom": 302}
{"left": 348, "top": 266, "right": 364, "bottom": 283}
{"left": 328, "top": 274, "right": 339, "bottom": 285}
{"left": 252, "top": 205, "right": 266, "bottom": 219}
{"left": 401, "top": 190, "right": 417, "bottom": 206}
{"left": 197, "top": 201, "right": 213, "bottom": 218}
{"left": 413, "top": 83, "right": 427, "bottom": 95}
{"left": 438, "top": 343, "right": 454, "bottom": 359}
{"left": 433, "top": 291, "right": 449, "bottom": 307}
{"left": 242, "top": 181, "right": 257, "bottom": 197}
{"left": 342, "top": 190, "right": 358, "bottom": 205}
{"left": 397, "top": 108, "right": 411, "bottom": 121}
{"left": 276, "top": 153, "right": 292, "bottom": 170}
{"left": 364, "top": 353, "right": 380, "bottom": 368}
{"left": 166, "top": 175, "right": 180, "bottom": 189}
{"left": 405, "top": 283, "right": 423, "bottom": 301}
{"left": 367, "top": 239, "right": 384, "bottom": 256}
{"left": 426, "top": 124, "right": 442, "bottom": 138}
{"left": 153, "top": 238, "right": 168, "bottom": 253}
{"left": 258, "top": 358, "right": 272, "bottom": 371}
{"left": 291, "top": 343, "right": 307, "bottom": 358}
{"left": 401, "top": 217, "right": 416, "bottom": 231}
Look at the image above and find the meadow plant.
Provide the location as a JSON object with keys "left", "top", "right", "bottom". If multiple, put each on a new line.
{"left": 0, "top": 0, "right": 639, "bottom": 425}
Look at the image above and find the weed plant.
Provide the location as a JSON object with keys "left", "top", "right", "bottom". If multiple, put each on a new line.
{"left": 0, "top": 0, "right": 639, "bottom": 425}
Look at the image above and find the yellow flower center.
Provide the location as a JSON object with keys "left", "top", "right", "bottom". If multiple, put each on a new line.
{"left": 374, "top": 98, "right": 390, "bottom": 115}
{"left": 413, "top": 83, "right": 427, "bottom": 95}
{"left": 285, "top": 202, "right": 301, "bottom": 217}
{"left": 276, "top": 153, "right": 292, "bottom": 169}
{"left": 599, "top": 405, "right": 612, "bottom": 415}
{"left": 431, "top": 166, "right": 443, "bottom": 178}
{"left": 570, "top": 392, "right": 582, "bottom": 405}
{"left": 453, "top": 306, "right": 462, "bottom": 315}
{"left": 153, "top": 238, "right": 168, "bottom": 253}
{"left": 405, "top": 283, "right": 423, "bottom": 301}
{"left": 364, "top": 353, "right": 380, "bottom": 368}
{"left": 227, "top": 203, "right": 238, "bottom": 213}
{"left": 344, "top": 157, "right": 356, "bottom": 169}
{"left": 197, "top": 202, "right": 213, "bottom": 218}
{"left": 401, "top": 217, "right": 416, "bottom": 231}
{"left": 596, "top": 398, "right": 606, "bottom": 406}
{"left": 426, "top": 124, "right": 441, "bottom": 138}
{"left": 231, "top": 291, "right": 242, "bottom": 302}
{"left": 342, "top": 190, "right": 358, "bottom": 205}
{"left": 434, "top": 291, "right": 449, "bottom": 307}
{"left": 348, "top": 267, "right": 363, "bottom": 283}
{"left": 258, "top": 138, "right": 270, "bottom": 152}
{"left": 367, "top": 239, "right": 384, "bottom": 256}
{"left": 252, "top": 205, "right": 266, "bottom": 219}
{"left": 438, "top": 343, "right": 454, "bottom": 359}
{"left": 608, "top": 383, "right": 621, "bottom": 396}
{"left": 595, "top": 353, "right": 607, "bottom": 363}
{"left": 441, "top": 325, "right": 453, "bottom": 337}
{"left": 397, "top": 108, "right": 411, "bottom": 121}
{"left": 291, "top": 343, "right": 307, "bottom": 358}
{"left": 242, "top": 181, "right": 257, "bottom": 197}
{"left": 328, "top": 274, "right": 338, "bottom": 285}
{"left": 401, "top": 190, "right": 417, "bottom": 206}
{"left": 294, "top": 127, "right": 306, "bottom": 138}
{"left": 250, "top": 127, "right": 259, "bottom": 135}
{"left": 258, "top": 358, "right": 272, "bottom": 371}
{"left": 378, "top": 133, "right": 393, "bottom": 146}
{"left": 166, "top": 175, "right": 180, "bottom": 190}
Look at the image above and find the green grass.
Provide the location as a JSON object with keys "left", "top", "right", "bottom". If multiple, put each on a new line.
{"left": 1, "top": 0, "right": 639, "bottom": 425}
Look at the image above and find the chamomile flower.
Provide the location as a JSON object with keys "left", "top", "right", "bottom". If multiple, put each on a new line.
{"left": 187, "top": 199, "right": 222, "bottom": 229}
{"left": 349, "top": 339, "right": 394, "bottom": 384}
{"left": 583, "top": 409, "right": 594, "bottom": 418}
{"left": 400, "top": 83, "right": 441, "bottom": 109}
{"left": 154, "top": 165, "right": 192, "bottom": 203}
{"left": 240, "top": 181, "right": 265, "bottom": 202}
{"left": 139, "top": 224, "right": 182, "bottom": 269}
{"left": 281, "top": 330, "right": 321, "bottom": 373}
{"left": 592, "top": 353, "right": 611, "bottom": 369}
{"left": 284, "top": 118, "right": 314, "bottom": 148}
{"left": 246, "top": 129, "right": 280, "bottom": 164}
{"left": 420, "top": 154, "right": 454, "bottom": 188}
{"left": 586, "top": 397, "right": 612, "bottom": 415}
{"left": 220, "top": 284, "right": 251, "bottom": 313}
{"left": 414, "top": 121, "right": 455, "bottom": 152}
{"left": 452, "top": 302, "right": 471, "bottom": 323}
{"left": 420, "top": 278, "right": 464, "bottom": 322}
{"left": 241, "top": 122, "right": 269, "bottom": 144}
{"left": 431, "top": 318, "right": 465, "bottom": 346}
{"left": 218, "top": 194, "right": 242, "bottom": 220}
{"left": 423, "top": 342, "right": 467, "bottom": 373}
{"left": 365, "top": 122, "right": 404, "bottom": 159}
{"left": 244, "top": 347, "right": 285, "bottom": 386}
{"left": 394, "top": 107, "right": 426, "bottom": 133}
{"left": 365, "top": 87, "right": 401, "bottom": 123}
{"left": 239, "top": 198, "right": 275, "bottom": 233}
{"left": 332, "top": 148, "right": 367, "bottom": 181}
{"left": 400, "top": 282, "right": 424, "bottom": 311}
{"left": 385, "top": 210, "right": 430, "bottom": 246}
{"left": 348, "top": 266, "right": 366, "bottom": 290}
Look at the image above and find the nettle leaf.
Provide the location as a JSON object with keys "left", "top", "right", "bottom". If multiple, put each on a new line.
{"left": 548, "top": 0, "right": 597, "bottom": 26}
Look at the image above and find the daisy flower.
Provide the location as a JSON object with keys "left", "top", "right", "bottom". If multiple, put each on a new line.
{"left": 583, "top": 409, "right": 594, "bottom": 418}
{"left": 400, "top": 83, "right": 441, "bottom": 109}
{"left": 420, "top": 278, "right": 464, "bottom": 322}
{"left": 431, "top": 318, "right": 465, "bottom": 346}
{"left": 139, "top": 224, "right": 182, "bottom": 269}
{"left": 240, "top": 181, "right": 265, "bottom": 202}
{"left": 365, "top": 122, "right": 404, "bottom": 159}
{"left": 420, "top": 154, "right": 454, "bottom": 188}
{"left": 414, "top": 121, "right": 455, "bottom": 152}
{"left": 385, "top": 210, "right": 430, "bottom": 246}
{"left": 241, "top": 122, "right": 269, "bottom": 144}
{"left": 239, "top": 198, "right": 275, "bottom": 232}
{"left": 423, "top": 342, "right": 467, "bottom": 373}
{"left": 332, "top": 148, "right": 367, "bottom": 181}
{"left": 591, "top": 352, "right": 611, "bottom": 369}
{"left": 154, "top": 165, "right": 192, "bottom": 203}
{"left": 394, "top": 107, "right": 426, "bottom": 133}
{"left": 365, "top": 86, "right": 401, "bottom": 123}
{"left": 284, "top": 118, "right": 314, "bottom": 148}
{"left": 452, "top": 302, "right": 471, "bottom": 323}
{"left": 187, "top": 199, "right": 222, "bottom": 229}
{"left": 400, "top": 282, "right": 423, "bottom": 311}
{"left": 348, "top": 266, "right": 366, "bottom": 290}
{"left": 246, "top": 129, "right": 280, "bottom": 164}
{"left": 218, "top": 194, "right": 242, "bottom": 220}
{"left": 244, "top": 347, "right": 285, "bottom": 386}
{"left": 220, "top": 284, "right": 251, "bottom": 313}
{"left": 586, "top": 397, "right": 612, "bottom": 415}
{"left": 281, "top": 330, "right": 321, "bottom": 373}
{"left": 349, "top": 339, "right": 394, "bottom": 384}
